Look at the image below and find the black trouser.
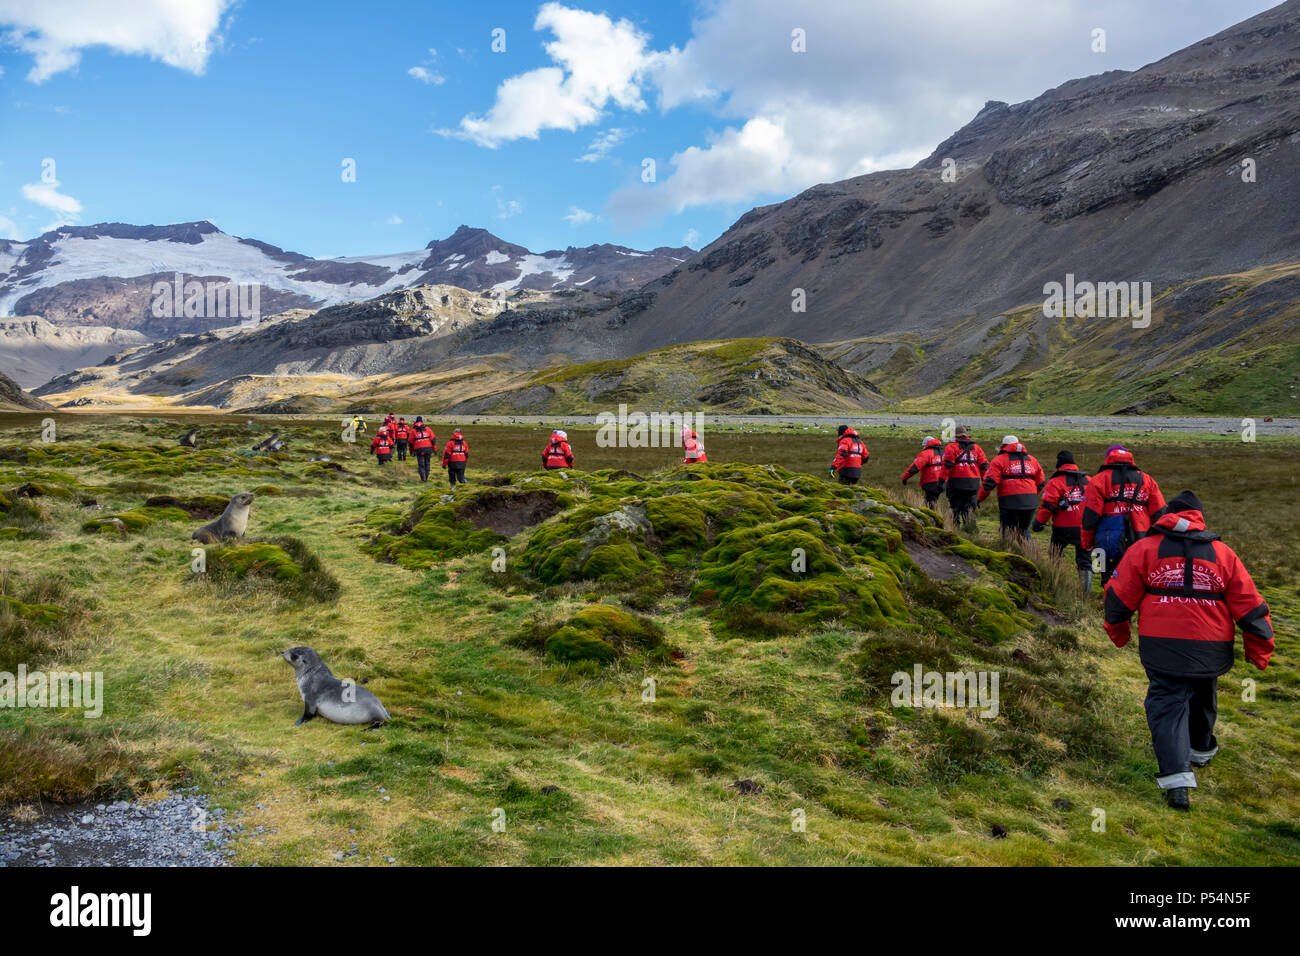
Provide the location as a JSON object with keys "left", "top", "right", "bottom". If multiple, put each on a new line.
{"left": 1050, "top": 526, "right": 1090, "bottom": 570}
{"left": 396, "top": 440, "right": 408, "bottom": 461}
{"left": 837, "top": 466, "right": 861, "bottom": 486}
{"left": 1143, "top": 667, "right": 1218, "bottom": 790}
{"left": 920, "top": 481, "right": 944, "bottom": 508}
{"left": 947, "top": 488, "right": 978, "bottom": 524}
{"left": 376, "top": 453, "right": 391, "bottom": 465}
{"left": 416, "top": 451, "right": 432, "bottom": 481}
{"left": 999, "top": 506, "right": 1034, "bottom": 538}
{"left": 447, "top": 462, "right": 467, "bottom": 486}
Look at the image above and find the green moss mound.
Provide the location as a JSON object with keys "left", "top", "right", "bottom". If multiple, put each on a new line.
{"left": 82, "top": 508, "right": 170, "bottom": 534}
{"left": 514, "top": 604, "right": 670, "bottom": 665}
{"left": 373, "top": 462, "right": 1052, "bottom": 646}
{"left": 366, "top": 484, "right": 574, "bottom": 570}
{"left": 204, "top": 536, "right": 341, "bottom": 603}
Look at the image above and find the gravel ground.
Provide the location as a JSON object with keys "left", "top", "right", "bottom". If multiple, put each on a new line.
{"left": 0, "top": 791, "right": 238, "bottom": 867}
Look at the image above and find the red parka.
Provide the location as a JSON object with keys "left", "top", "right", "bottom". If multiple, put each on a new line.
{"left": 1104, "top": 506, "right": 1273, "bottom": 676}
{"left": 542, "top": 433, "right": 574, "bottom": 468}
{"left": 410, "top": 424, "right": 436, "bottom": 453}
{"left": 1035, "top": 464, "right": 1089, "bottom": 530}
{"left": 978, "top": 443, "right": 1045, "bottom": 509}
{"left": 832, "top": 428, "right": 868, "bottom": 471}
{"left": 1080, "top": 448, "right": 1166, "bottom": 551}
{"left": 942, "top": 438, "right": 988, "bottom": 491}
{"left": 442, "top": 431, "right": 468, "bottom": 465}
{"left": 902, "top": 438, "right": 945, "bottom": 485}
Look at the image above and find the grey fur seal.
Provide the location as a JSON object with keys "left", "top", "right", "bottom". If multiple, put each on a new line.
{"left": 191, "top": 491, "right": 255, "bottom": 544}
{"left": 282, "top": 646, "right": 390, "bottom": 728}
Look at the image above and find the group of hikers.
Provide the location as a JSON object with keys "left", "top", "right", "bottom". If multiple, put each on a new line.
{"left": 842, "top": 422, "right": 1274, "bottom": 811}
{"left": 887, "top": 424, "right": 1160, "bottom": 592}
{"left": 361, "top": 414, "right": 467, "bottom": 485}
{"left": 354, "top": 414, "right": 1274, "bottom": 809}
{"left": 362, "top": 414, "right": 707, "bottom": 486}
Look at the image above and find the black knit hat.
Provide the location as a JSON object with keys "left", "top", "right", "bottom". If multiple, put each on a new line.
{"left": 1056, "top": 450, "right": 1074, "bottom": 467}
{"left": 1167, "top": 490, "right": 1204, "bottom": 514}
{"left": 837, "top": 424, "right": 848, "bottom": 436}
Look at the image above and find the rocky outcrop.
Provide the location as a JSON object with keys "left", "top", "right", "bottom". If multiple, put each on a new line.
{"left": 0, "top": 370, "right": 54, "bottom": 410}
{"left": 0, "top": 316, "right": 150, "bottom": 388}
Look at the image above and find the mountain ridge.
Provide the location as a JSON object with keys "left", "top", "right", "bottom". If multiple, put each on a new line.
{"left": 0, "top": 220, "right": 692, "bottom": 338}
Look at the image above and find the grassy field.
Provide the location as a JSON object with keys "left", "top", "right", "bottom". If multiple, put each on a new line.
{"left": 0, "top": 414, "right": 1296, "bottom": 865}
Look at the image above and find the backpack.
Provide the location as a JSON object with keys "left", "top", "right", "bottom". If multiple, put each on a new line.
{"left": 1096, "top": 468, "right": 1142, "bottom": 562}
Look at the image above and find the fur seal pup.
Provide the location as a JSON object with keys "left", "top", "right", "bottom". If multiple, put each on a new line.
{"left": 191, "top": 491, "right": 255, "bottom": 543}
{"left": 281, "top": 646, "right": 390, "bottom": 728}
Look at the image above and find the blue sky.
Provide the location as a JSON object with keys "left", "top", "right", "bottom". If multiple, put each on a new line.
{"left": 0, "top": 0, "right": 1278, "bottom": 258}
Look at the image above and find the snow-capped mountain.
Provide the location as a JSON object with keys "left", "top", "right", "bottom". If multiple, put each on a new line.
{"left": 0, "top": 222, "right": 692, "bottom": 337}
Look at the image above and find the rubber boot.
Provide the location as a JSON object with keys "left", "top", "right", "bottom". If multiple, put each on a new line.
{"left": 1079, "top": 569, "right": 1093, "bottom": 592}
{"left": 1165, "top": 787, "right": 1190, "bottom": 811}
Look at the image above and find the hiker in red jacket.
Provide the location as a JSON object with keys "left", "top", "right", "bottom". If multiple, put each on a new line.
{"left": 831, "top": 425, "right": 867, "bottom": 485}
{"left": 542, "top": 430, "right": 574, "bottom": 470}
{"left": 393, "top": 417, "right": 411, "bottom": 462}
{"left": 410, "top": 416, "right": 437, "bottom": 482}
{"left": 1032, "top": 450, "right": 1092, "bottom": 588}
{"left": 1080, "top": 445, "right": 1166, "bottom": 578}
{"left": 1103, "top": 490, "right": 1273, "bottom": 811}
{"left": 370, "top": 426, "right": 393, "bottom": 465}
{"left": 681, "top": 427, "right": 708, "bottom": 464}
{"left": 942, "top": 425, "right": 988, "bottom": 530}
{"left": 441, "top": 429, "right": 468, "bottom": 487}
{"left": 901, "top": 436, "right": 946, "bottom": 508}
{"left": 979, "top": 436, "right": 1045, "bottom": 540}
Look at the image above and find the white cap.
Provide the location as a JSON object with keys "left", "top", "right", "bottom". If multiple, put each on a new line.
{"left": 1001, "top": 435, "right": 1019, "bottom": 446}
{"left": 922, "top": 435, "right": 936, "bottom": 446}
{"left": 555, "top": 430, "right": 567, "bottom": 440}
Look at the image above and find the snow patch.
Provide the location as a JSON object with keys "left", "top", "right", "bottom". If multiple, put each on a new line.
{"left": 0, "top": 233, "right": 422, "bottom": 316}
{"left": 491, "top": 253, "right": 573, "bottom": 292}
{"left": 484, "top": 250, "right": 510, "bottom": 265}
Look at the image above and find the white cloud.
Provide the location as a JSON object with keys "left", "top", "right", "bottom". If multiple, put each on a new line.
{"left": 0, "top": 0, "right": 234, "bottom": 83}
{"left": 440, "top": 3, "right": 653, "bottom": 147}
{"left": 21, "top": 179, "right": 81, "bottom": 231}
{"left": 0, "top": 213, "right": 20, "bottom": 241}
{"left": 577, "top": 126, "right": 630, "bottom": 162}
{"left": 682, "top": 228, "right": 699, "bottom": 248}
{"left": 495, "top": 197, "right": 523, "bottom": 219}
{"left": 386, "top": 215, "right": 403, "bottom": 225}
{"left": 408, "top": 66, "right": 444, "bottom": 85}
{"left": 564, "top": 206, "right": 594, "bottom": 225}
{"left": 445, "top": 0, "right": 1274, "bottom": 220}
